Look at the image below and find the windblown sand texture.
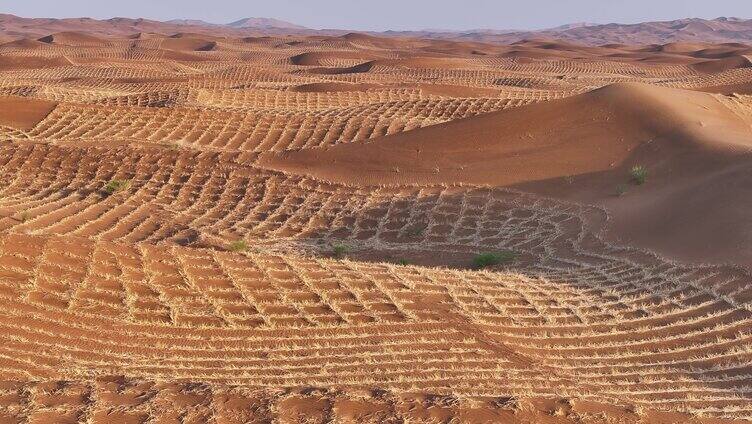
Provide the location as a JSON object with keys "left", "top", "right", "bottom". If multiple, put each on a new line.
{"left": 0, "top": 27, "right": 751, "bottom": 423}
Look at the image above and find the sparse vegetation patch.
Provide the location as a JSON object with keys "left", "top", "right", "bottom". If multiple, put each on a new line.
{"left": 407, "top": 224, "right": 427, "bottom": 237}
{"left": 332, "top": 243, "right": 350, "bottom": 259}
{"left": 229, "top": 240, "right": 248, "bottom": 252}
{"left": 104, "top": 179, "right": 130, "bottom": 195}
{"left": 630, "top": 166, "right": 647, "bottom": 185}
{"left": 472, "top": 251, "right": 517, "bottom": 269}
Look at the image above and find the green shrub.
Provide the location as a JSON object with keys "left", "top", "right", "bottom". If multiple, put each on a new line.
{"left": 630, "top": 166, "right": 647, "bottom": 185}
{"left": 615, "top": 184, "right": 629, "bottom": 197}
{"left": 397, "top": 258, "right": 409, "bottom": 266}
{"left": 472, "top": 251, "right": 517, "bottom": 269}
{"left": 229, "top": 240, "right": 248, "bottom": 252}
{"left": 407, "top": 224, "right": 427, "bottom": 237}
{"left": 332, "top": 243, "right": 350, "bottom": 258}
{"left": 104, "top": 179, "right": 130, "bottom": 194}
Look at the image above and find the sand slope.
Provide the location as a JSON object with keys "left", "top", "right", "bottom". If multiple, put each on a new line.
{"left": 0, "top": 96, "right": 58, "bottom": 131}
{"left": 260, "top": 83, "right": 751, "bottom": 186}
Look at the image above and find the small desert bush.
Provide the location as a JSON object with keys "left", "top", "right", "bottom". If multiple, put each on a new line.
{"left": 407, "top": 224, "right": 427, "bottom": 237}
{"left": 630, "top": 166, "right": 647, "bottom": 185}
{"left": 397, "top": 258, "right": 409, "bottom": 266}
{"left": 472, "top": 251, "right": 517, "bottom": 269}
{"left": 104, "top": 179, "right": 130, "bottom": 194}
{"left": 229, "top": 240, "right": 248, "bottom": 252}
{"left": 615, "top": 184, "right": 629, "bottom": 197}
{"left": 332, "top": 243, "right": 350, "bottom": 258}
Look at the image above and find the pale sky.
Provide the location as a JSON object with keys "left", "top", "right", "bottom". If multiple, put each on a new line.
{"left": 5, "top": 0, "right": 752, "bottom": 31}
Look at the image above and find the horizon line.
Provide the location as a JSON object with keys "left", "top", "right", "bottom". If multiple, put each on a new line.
{"left": 1, "top": 12, "right": 749, "bottom": 34}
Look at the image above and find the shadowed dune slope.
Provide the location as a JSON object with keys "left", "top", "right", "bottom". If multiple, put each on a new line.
{"left": 260, "top": 83, "right": 752, "bottom": 267}
{"left": 290, "top": 82, "right": 383, "bottom": 92}
{"left": 290, "top": 51, "right": 384, "bottom": 66}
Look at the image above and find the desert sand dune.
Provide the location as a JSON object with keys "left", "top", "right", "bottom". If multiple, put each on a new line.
{"left": 261, "top": 82, "right": 752, "bottom": 267}
{"left": 260, "top": 83, "right": 751, "bottom": 186}
{"left": 691, "top": 55, "right": 752, "bottom": 73}
{"left": 37, "top": 31, "right": 112, "bottom": 46}
{"left": 0, "top": 24, "right": 750, "bottom": 423}
{"left": 0, "top": 38, "right": 47, "bottom": 50}
{"left": 160, "top": 34, "right": 222, "bottom": 52}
